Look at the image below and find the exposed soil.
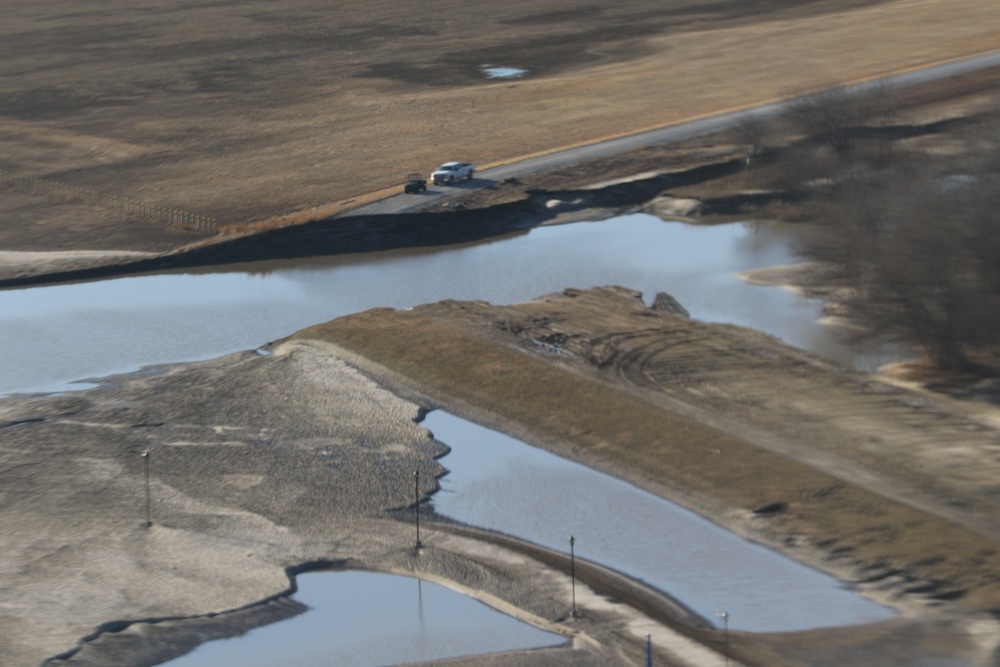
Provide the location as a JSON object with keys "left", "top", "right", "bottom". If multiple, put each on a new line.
{"left": 296, "top": 286, "right": 1000, "bottom": 666}
{"left": 6, "top": 288, "right": 1000, "bottom": 667}
{"left": 5, "top": 3, "right": 1000, "bottom": 666}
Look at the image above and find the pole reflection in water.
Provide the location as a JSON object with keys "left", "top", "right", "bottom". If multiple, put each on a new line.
{"left": 424, "top": 410, "right": 895, "bottom": 633}
{"left": 418, "top": 577, "right": 425, "bottom": 629}
{"left": 160, "top": 571, "right": 561, "bottom": 667}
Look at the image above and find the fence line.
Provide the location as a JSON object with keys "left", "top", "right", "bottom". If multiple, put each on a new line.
{"left": 0, "top": 169, "right": 217, "bottom": 234}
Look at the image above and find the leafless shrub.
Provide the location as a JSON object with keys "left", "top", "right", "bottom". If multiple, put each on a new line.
{"left": 865, "top": 79, "right": 903, "bottom": 163}
{"left": 796, "top": 165, "right": 1000, "bottom": 372}
{"left": 788, "top": 79, "right": 901, "bottom": 164}
{"left": 731, "top": 111, "right": 768, "bottom": 169}
{"left": 955, "top": 111, "right": 1000, "bottom": 174}
{"left": 754, "top": 143, "right": 839, "bottom": 192}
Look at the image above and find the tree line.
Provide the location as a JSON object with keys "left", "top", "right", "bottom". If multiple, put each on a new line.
{"left": 736, "top": 83, "right": 1000, "bottom": 373}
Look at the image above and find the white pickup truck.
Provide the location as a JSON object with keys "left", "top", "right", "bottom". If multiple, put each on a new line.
{"left": 431, "top": 161, "right": 475, "bottom": 185}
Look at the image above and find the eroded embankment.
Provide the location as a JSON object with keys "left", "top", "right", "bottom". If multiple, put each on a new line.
{"left": 0, "top": 199, "right": 535, "bottom": 288}
{"left": 0, "top": 157, "right": 747, "bottom": 290}
{"left": 293, "top": 287, "right": 1000, "bottom": 617}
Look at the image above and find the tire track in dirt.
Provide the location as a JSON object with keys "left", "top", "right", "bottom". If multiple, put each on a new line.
{"left": 487, "top": 288, "right": 1000, "bottom": 541}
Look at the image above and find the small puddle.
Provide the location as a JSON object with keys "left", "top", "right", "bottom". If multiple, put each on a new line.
{"left": 481, "top": 64, "right": 527, "bottom": 79}
{"left": 160, "top": 571, "right": 562, "bottom": 667}
{"left": 425, "top": 411, "right": 896, "bottom": 633}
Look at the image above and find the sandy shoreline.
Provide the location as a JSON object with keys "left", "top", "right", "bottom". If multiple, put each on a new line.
{"left": 737, "top": 262, "right": 841, "bottom": 299}
{"left": 4, "top": 270, "right": 1000, "bottom": 666}
{"left": 4, "top": 224, "right": 1000, "bottom": 666}
{"left": 0, "top": 339, "right": 744, "bottom": 667}
{"left": 0, "top": 250, "right": 156, "bottom": 281}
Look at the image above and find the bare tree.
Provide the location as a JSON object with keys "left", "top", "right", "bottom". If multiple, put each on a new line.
{"left": 732, "top": 111, "right": 768, "bottom": 169}
{"left": 787, "top": 80, "right": 900, "bottom": 164}
{"left": 957, "top": 111, "right": 1000, "bottom": 175}
{"left": 797, "top": 168, "right": 1000, "bottom": 372}
{"left": 789, "top": 87, "right": 867, "bottom": 161}
{"left": 866, "top": 78, "right": 902, "bottom": 162}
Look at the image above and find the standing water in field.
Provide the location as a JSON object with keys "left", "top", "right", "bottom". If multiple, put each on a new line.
{"left": 425, "top": 410, "right": 896, "bottom": 633}
{"left": 160, "top": 570, "right": 562, "bottom": 667}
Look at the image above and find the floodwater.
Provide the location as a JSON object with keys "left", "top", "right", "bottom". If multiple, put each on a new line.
{"left": 4, "top": 214, "right": 906, "bottom": 663}
{"left": 425, "top": 410, "right": 896, "bottom": 633}
{"left": 0, "top": 213, "right": 899, "bottom": 397}
{"left": 161, "top": 571, "right": 562, "bottom": 667}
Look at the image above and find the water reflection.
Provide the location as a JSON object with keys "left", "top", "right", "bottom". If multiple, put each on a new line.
{"left": 161, "top": 571, "right": 562, "bottom": 667}
{"left": 424, "top": 411, "right": 895, "bottom": 633}
{"left": 1, "top": 215, "right": 899, "bottom": 395}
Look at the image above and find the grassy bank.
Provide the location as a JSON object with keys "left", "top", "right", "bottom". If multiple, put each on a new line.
{"left": 295, "top": 299, "right": 1000, "bottom": 614}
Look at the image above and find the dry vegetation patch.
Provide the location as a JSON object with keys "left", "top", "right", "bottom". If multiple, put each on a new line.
{"left": 1, "top": 0, "right": 999, "bottom": 250}
{"left": 295, "top": 288, "right": 1000, "bottom": 613}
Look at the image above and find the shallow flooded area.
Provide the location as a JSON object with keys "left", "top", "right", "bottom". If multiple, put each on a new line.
{"left": 481, "top": 64, "right": 527, "bottom": 78}
{"left": 161, "top": 571, "right": 562, "bottom": 667}
{"left": 424, "top": 410, "right": 896, "bottom": 633}
{"left": 1, "top": 214, "right": 897, "bottom": 396}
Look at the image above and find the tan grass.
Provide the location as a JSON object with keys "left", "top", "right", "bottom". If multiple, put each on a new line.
{"left": 2, "top": 0, "right": 998, "bottom": 227}
{"left": 296, "top": 308, "right": 1000, "bottom": 612}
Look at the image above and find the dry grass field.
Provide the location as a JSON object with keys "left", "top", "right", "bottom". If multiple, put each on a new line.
{"left": 1, "top": 0, "right": 999, "bottom": 240}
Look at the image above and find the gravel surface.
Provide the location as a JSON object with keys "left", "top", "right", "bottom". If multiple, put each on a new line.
{"left": 1, "top": 341, "right": 704, "bottom": 667}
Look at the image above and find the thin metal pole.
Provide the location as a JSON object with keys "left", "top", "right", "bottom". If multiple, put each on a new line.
{"left": 414, "top": 470, "right": 422, "bottom": 549}
{"left": 716, "top": 611, "right": 729, "bottom": 667}
{"left": 569, "top": 535, "right": 577, "bottom": 618}
{"left": 724, "top": 614, "right": 729, "bottom": 667}
{"left": 646, "top": 633, "right": 652, "bottom": 667}
{"left": 141, "top": 452, "right": 151, "bottom": 527}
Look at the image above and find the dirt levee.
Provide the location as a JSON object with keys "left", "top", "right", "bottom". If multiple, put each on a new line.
{"left": 298, "top": 286, "right": 1000, "bottom": 614}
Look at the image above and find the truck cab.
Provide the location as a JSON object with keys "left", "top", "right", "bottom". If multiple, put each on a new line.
{"left": 431, "top": 162, "right": 475, "bottom": 185}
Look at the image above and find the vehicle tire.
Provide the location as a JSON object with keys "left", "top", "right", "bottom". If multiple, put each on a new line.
{"left": 448, "top": 176, "right": 454, "bottom": 184}
{"left": 467, "top": 170, "right": 474, "bottom": 180}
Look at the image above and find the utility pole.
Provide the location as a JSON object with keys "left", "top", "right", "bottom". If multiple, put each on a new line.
{"left": 716, "top": 611, "right": 730, "bottom": 667}
{"left": 569, "top": 535, "right": 577, "bottom": 618}
{"left": 141, "top": 451, "right": 151, "bottom": 527}
{"left": 414, "top": 470, "right": 422, "bottom": 549}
